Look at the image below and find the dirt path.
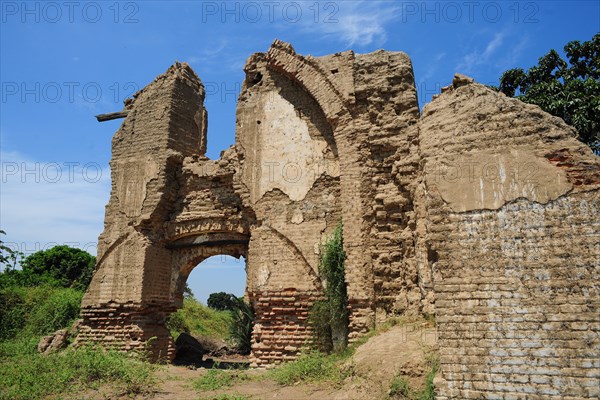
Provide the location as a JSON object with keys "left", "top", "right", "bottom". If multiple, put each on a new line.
{"left": 78, "top": 320, "right": 436, "bottom": 400}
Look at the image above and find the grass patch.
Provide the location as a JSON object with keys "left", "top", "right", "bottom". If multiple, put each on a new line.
{"left": 167, "top": 297, "right": 233, "bottom": 340}
{"left": 420, "top": 353, "right": 439, "bottom": 400}
{"left": 0, "top": 338, "right": 158, "bottom": 400}
{"left": 198, "top": 394, "right": 252, "bottom": 400}
{"left": 193, "top": 369, "right": 250, "bottom": 391}
{"left": 268, "top": 350, "right": 351, "bottom": 385}
{"left": 193, "top": 369, "right": 235, "bottom": 390}
{"left": 269, "top": 316, "right": 437, "bottom": 389}
{"left": 389, "top": 375, "right": 413, "bottom": 398}
{"left": 0, "top": 284, "right": 159, "bottom": 400}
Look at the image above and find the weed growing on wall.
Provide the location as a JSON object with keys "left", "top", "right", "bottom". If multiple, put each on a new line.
{"left": 310, "top": 220, "right": 349, "bottom": 352}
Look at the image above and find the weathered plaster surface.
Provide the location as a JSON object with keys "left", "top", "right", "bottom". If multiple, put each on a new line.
{"left": 257, "top": 91, "right": 333, "bottom": 202}
{"left": 427, "top": 148, "right": 573, "bottom": 212}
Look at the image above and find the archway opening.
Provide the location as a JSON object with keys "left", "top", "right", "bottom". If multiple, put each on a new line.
{"left": 189, "top": 255, "right": 246, "bottom": 305}
{"left": 168, "top": 254, "right": 251, "bottom": 369}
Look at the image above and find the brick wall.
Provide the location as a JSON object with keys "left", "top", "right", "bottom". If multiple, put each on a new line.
{"left": 249, "top": 289, "right": 319, "bottom": 367}
{"left": 420, "top": 77, "right": 600, "bottom": 399}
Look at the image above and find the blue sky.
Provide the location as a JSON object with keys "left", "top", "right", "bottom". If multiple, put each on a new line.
{"left": 1, "top": 0, "right": 598, "bottom": 303}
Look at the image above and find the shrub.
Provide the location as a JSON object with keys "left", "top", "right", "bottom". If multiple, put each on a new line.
{"left": 166, "top": 310, "right": 189, "bottom": 338}
{"left": 0, "top": 285, "right": 83, "bottom": 340}
{"left": 0, "top": 288, "right": 27, "bottom": 340}
{"left": 229, "top": 297, "right": 254, "bottom": 354}
{"left": 310, "top": 220, "right": 349, "bottom": 352}
{"left": 25, "top": 286, "right": 83, "bottom": 336}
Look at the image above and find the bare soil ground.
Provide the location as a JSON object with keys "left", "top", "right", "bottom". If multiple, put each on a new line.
{"left": 75, "top": 321, "right": 436, "bottom": 400}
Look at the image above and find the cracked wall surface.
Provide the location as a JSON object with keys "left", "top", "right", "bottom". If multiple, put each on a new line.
{"left": 78, "top": 41, "right": 599, "bottom": 396}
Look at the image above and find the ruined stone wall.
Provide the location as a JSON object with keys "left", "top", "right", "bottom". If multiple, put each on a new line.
{"left": 261, "top": 43, "right": 376, "bottom": 341}
{"left": 351, "top": 51, "right": 426, "bottom": 321}
{"left": 79, "top": 41, "right": 599, "bottom": 393}
{"left": 251, "top": 41, "right": 432, "bottom": 346}
{"left": 168, "top": 151, "right": 251, "bottom": 308}
{"left": 78, "top": 63, "right": 248, "bottom": 360}
{"left": 420, "top": 76, "right": 600, "bottom": 399}
{"left": 237, "top": 49, "right": 341, "bottom": 366}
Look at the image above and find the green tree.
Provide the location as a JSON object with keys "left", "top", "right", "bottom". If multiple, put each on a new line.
{"left": 499, "top": 33, "right": 600, "bottom": 154}
{"left": 0, "top": 230, "right": 23, "bottom": 271}
{"left": 20, "top": 245, "right": 96, "bottom": 291}
{"left": 207, "top": 291, "right": 238, "bottom": 311}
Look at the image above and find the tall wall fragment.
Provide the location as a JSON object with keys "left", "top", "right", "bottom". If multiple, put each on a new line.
{"left": 237, "top": 41, "right": 426, "bottom": 364}
{"left": 421, "top": 75, "right": 600, "bottom": 399}
{"left": 78, "top": 62, "right": 249, "bottom": 360}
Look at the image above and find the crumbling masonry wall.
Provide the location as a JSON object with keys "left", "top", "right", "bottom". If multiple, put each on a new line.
{"left": 421, "top": 76, "right": 599, "bottom": 399}
{"left": 79, "top": 41, "right": 599, "bottom": 396}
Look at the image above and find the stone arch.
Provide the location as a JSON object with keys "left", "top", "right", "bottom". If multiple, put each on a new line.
{"left": 167, "top": 231, "right": 249, "bottom": 308}
{"left": 265, "top": 39, "right": 352, "bottom": 129}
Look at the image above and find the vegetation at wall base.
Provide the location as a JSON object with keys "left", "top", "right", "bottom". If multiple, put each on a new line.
{"left": 0, "top": 232, "right": 158, "bottom": 400}
{"left": 0, "top": 284, "right": 158, "bottom": 399}
{"left": 0, "top": 285, "right": 83, "bottom": 340}
{"left": 309, "top": 220, "right": 349, "bottom": 353}
{"left": 228, "top": 296, "right": 254, "bottom": 354}
{"left": 0, "top": 339, "right": 158, "bottom": 400}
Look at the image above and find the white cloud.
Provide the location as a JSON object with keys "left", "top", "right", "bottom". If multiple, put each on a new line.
{"left": 497, "top": 35, "right": 530, "bottom": 71}
{"left": 454, "top": 28, "right": 531, "bottom": 79}
{"left": 301, "top": 1, "right": 400, "bottom": 47}
{"left": 419, "top": 52, "right": 447, "bottom": 84}
{"left": 0, "top": 150, "right": 111, "bottom": 258}
{"left": 455, "top": 30, "right": 509, "bottom": 74}
{"left": 187, "top": 40, "right": 229, "bottom": 65}
{"left": 483, "top": 31, "right": 506, "bottom": 58}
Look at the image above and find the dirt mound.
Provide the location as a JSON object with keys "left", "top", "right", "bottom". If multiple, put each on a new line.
{"left": 333, "top": 320, "right": 437, "bottom": 399}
